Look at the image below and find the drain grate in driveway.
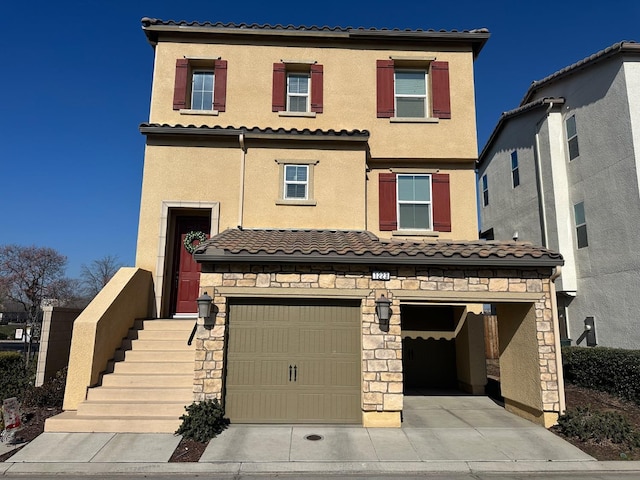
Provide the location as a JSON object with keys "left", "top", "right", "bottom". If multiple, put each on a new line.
{"left": 304, "top": 434, "right": 323, "bottom": 441}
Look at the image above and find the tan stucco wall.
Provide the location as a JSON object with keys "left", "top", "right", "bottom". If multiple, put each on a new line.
{"left": 135, "top": 143, "right": 367, "bottom": 274}
{"left": 36, "top": 306, "right": 82, "bottom": 387}
{"left": 63, "top": 268, "right": 154, "bottom": 410}
{"left": 455, "top": 308, "right": 487, "bottom": 394}
{"left": 497, "top": 303, "right": 544, "bottom": 415}
{"left": 368, "top": 166, "right": 479, "bottom": 240}
{"left": 149, "top": 42, "right": 479, "bottom": 160}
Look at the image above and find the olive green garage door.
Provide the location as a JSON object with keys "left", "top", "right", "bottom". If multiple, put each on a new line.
{"left": 225, "top": 298, "right": 361, "bottom": 424}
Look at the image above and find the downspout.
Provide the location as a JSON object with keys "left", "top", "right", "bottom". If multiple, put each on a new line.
{"left": 238, "top": 132, "right": 247, "bottom": 229}
{"left": 533, "top": 101, "right": 554, "bottom": 248}
{"left": 550, "top": 265, "right": 566, "bottom": 415}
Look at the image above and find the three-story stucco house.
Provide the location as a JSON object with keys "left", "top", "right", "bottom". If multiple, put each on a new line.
{"left": 48, "top": 18, "right": 565, "bottom": 433}
{"left": 478, "top": 41, "right": 640, "bottom": 349}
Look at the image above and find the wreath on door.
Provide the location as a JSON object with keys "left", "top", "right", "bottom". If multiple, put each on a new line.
{"left": 183, "top": 230, "right": 207, "bottom": 254}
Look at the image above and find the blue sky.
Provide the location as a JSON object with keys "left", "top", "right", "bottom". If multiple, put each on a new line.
{"left": 1, "top": 0, "right": 638, "bottom": 278}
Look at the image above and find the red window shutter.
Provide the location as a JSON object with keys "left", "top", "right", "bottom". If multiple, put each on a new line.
{"left": 173, "top": 59, "right": 189, "bottom": 110}
{"left": 376, "top": 60, "right": 395, "bottom": 118}
{"left": 431, "top": 61, "right": 451, "bottom": 119}
{"left": 213, "top": 59, "right": 227, "bottom": 112}
{"left": 379, "top": 173, "right": 397, "bottom": 231}
{"left": 432, "top": 173, "right": 451, "bottom": 232}
{"left": 272, "top": 63, "right": 286, "bottom": 112}
{"left": 310, "top": 64, "right": 323, "bottom": 113}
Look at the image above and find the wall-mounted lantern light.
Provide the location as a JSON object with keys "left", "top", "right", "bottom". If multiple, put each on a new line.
{"left": 375, "top": 294, "right": 392, "bottom": 322}
{"left": 197, "top": 291, "right": 213, "bottom": 319}
{"left": 584, "top": 316, "right": 597, "bottom": 347}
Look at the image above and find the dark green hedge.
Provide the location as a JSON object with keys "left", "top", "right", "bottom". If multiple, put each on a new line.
{"left": 0, "top": 351, "right": 30, "bottom": 401}
{"left": 563, "top": 346, "right": 640, "bottom": 405}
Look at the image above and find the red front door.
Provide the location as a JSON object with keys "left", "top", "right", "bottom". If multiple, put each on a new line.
{"left": 172, "top": 216, "right": 210, "bottom": 315}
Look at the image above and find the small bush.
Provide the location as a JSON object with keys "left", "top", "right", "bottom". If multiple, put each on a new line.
{"left": 0, "top": 352, "right": 31, "bottom": 401}
{"left": 563, "top": 347, "right": 640, "bottom": 404}
{"left": 22, "top": 367, "right": 67, "bottom": 408}
{"left": 558, "top": 406, "right": 640, "bottom": 447}
{"left": 175, "top": 399, "right": 229, "bottom": 443}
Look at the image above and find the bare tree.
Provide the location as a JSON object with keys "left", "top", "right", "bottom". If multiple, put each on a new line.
{"left": 0, "top": 245, "right": 68, "bottom": 323}
{"left": 80, "top": 254, "right": 122, "bottom": 298}
{"left": 0, "top": 245, "right": 72, "bottom": 365}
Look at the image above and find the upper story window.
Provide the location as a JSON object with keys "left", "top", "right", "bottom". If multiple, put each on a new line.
{"left": 574, "top": 201, "right": 588, "bottom": 248}
{"left": 395, "top": 70, "right": 427, "bottom": 118}
{"left": 173, "top": 58, "right": 227, "bottom": 113}
{"left": 379, "top": 172, "right": 451, "bottom": 233}
{"left": 276, "top": 160, "right": 318, "bottom": 206}
{"left": 511, "top": 151, "right": 520, "bottom": 188}
{"left": 284, "top": 165, "right": 308, "bottom": 200}
{"left": 397, "top": 174, "right": 432, "bottom": 229}
{"left": 287, "top": 73, "right": 310, "bottom": 112}
{"left": 191, "top": 71, "right": 214, "bottom": 110}
{"left": 566, "top": 115, "right": 580, "bottom": 160}
{"left": 377, "top": 59, "right": 451, "bottom": 120}
{"left": 481, "top": 175, "right": 489, "bottom": 207}
{"left": 273, "top": 63, "right": 323, "bottom": 116}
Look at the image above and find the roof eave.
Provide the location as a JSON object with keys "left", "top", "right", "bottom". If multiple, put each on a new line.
{"left": 141, "top": 21, "right": 490, "bottom": 57}
{"left": 478, "top": 97, "right": 565, "bottom": 167}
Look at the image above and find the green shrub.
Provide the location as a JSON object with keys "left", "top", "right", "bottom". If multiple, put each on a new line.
{"left": 558, "top": 406, "right": 640, "bottom": 447}
{"left": 175, "top": 399, "right": 229, "bottom": 443}
{"left": 21, "top": 367, "right": 67, "bottom": 408}
{"left": 562, "top": 347, "right": 640, "bottom": 404}
{"left": 0, "top": 352, "right": 31, "bottom": 401}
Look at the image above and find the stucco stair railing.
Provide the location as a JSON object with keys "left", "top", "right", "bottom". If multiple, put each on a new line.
{"left": 44, "top": 319, "right": 195, "bottom": 433}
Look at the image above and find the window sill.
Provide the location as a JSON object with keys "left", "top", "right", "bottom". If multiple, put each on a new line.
{"left": 392, "top": 229, "right": 440, "bottom": 237}
{"left": 179, "top": 109, "right": 219, "bottom": 116}
{"left": 278, "top": 111, "right": 317, "bottom": 118}
{"left": 276, "top": 199, "right": 317, "bottom": 206}
{"left": 390, "top": 117, "right": 439, "bottom": 123}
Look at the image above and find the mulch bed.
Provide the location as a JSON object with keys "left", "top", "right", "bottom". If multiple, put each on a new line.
{"left": 551, "top": 383, "right": 640, "bottom": 460}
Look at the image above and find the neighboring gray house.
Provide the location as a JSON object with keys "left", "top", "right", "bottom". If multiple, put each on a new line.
{"left": 478, "top": 41, "right": 640, "bottom": 349}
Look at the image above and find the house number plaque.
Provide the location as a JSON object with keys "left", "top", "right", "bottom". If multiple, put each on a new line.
{"left": 371, "top": 271, "right": 390, "bottom": 281}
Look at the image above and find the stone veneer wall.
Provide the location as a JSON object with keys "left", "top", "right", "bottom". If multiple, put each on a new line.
{"left": 193, "top": 264, "right": 560, "bottom": 418}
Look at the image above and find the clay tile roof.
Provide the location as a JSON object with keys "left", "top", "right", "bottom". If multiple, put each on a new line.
{"left": 139, "top": 124, "right": 370, "bottom": 141}
{"left": 194, "top": 228, "right": 563, "bottom": 267}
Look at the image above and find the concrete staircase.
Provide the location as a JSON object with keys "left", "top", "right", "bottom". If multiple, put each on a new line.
{"left": 45, "top": 319, "right": 196, "bottom": 433}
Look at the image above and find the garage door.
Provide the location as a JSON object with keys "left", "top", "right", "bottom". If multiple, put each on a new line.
{"left": 225, "top": 298, "right": 361, "bottom": 424}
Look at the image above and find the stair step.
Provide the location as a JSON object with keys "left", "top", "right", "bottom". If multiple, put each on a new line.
{"left": 112, "top": 361, "right": 193, "bottom": 374}
{"left": 129, "top": 329, "right": 195, "bottom": 341}
{"left": 45, "top": 411, "right": 182, "bottom": 433}
{"left": 135, "top": 319, "right": 196, "bottom": 331}
{"left": 121, "top": 350, "right": 195, "bottom": 362}
{"left": 101, "top": 374, "right": 193, "bottom": 388}
{"left": 87, "top": 387, "right": 193, "bottom": 402}
{"left": 122, "top": 339, "right": 195, "bottom": 351}
{"left": 77, "top": 401, "right": 188, "bottom": 417}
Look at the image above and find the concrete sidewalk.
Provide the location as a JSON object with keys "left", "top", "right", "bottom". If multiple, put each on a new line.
{"left": 2, "top": 395, "right": 640, "bottom": 476}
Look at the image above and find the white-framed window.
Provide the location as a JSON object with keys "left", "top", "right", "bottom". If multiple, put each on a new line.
{"left": 190, "top": 70, "right": 215, "bottom": 110}
{"left": 397, "top": 174, "right": 432, "bottom": 230}
{"left": 287, "top": 73, "right": 310, "bottom": 113}
{"left": 394, "top": 69, "right": 427, "bottom": 118}
{"left": 511, "top": 151, "right": 520, "bottom": 188}
{"left": 481, "top": 174, "right": 489, "bottom": 207}
{"left": 566, "top": 115, "right": 580, "bottom": 160}
{"left": 276, "top": 160, "right": 318, "bottom": 206}
{"left": 574, "top": 201, "right": 588, "bottom": 248}
{"left": 284, "top": 164, "right": 309, "bottom": 200}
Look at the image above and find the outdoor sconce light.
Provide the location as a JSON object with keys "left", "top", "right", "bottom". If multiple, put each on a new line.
{"left": 584, "top": 316, "right": 597, "bottom": 347}
{"left": 375, "top": 294, "right": 392, "bottom": 322}
{"left": 197, "top": 291, "right": 213, "bottom": 319}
